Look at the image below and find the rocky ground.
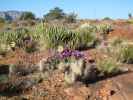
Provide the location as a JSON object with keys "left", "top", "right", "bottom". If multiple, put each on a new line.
{"left": 0, "top": 49, "right": 133, "bottom": 100}
{"left": 0, "top": 21, "right": 133, "bottom": 100}
{"left": 1, "top": 69, "right": 132, "bottom": 100}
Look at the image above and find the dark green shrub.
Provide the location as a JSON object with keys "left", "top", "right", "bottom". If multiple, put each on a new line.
{"left": 20, "top": 12, "right": 35, "bottom": 20}
{"left": 102, "top": 17, "right": 112, "bottom": 20}
{"left": 43, "top": 7, "right": 65, "bottom": 21}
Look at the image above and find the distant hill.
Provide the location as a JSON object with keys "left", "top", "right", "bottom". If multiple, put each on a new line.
{"left": 0, "top": 11, "right": 23, "bottom": 21}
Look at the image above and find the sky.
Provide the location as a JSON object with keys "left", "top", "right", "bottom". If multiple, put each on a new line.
{"left": 0, "top": 0, "right": 133, "bottom": 19}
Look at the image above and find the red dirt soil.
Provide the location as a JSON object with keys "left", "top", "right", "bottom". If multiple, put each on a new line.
{"left": 0, "top": 49, "right": 52, "bottom": 65}
{"left": 108, "top": 23, "right": 133, "bottom": 40}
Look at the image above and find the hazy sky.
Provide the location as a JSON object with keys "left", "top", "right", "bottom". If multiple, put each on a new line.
{"left": 0, "top": 0, "right": 133, "bottom": 19}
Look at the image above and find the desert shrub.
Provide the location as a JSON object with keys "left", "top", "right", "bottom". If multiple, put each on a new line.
{"left": 0, "top": 28, "right": 28, "bottom": 47}
{"left": 127, "top": 19, "right": 133, "bottom": 24}
{"left": 0, "top": 17, "right": 5, "bottom": 26}
{"left": 43, "top": 7, "right": 66, "bottom": 21}
{"left": 98, "top": 24, "right": 112, "bottom": 33}
{"left": 97, "top": 24, "right": 113, "bottom": 39}
{"left": 80, "top": 23, "right": 112, "bottom": 41}
{"left": 76, "top": 27, "right": 96, "bottom": 49}
{"left": 111, "top": 37, "right": 124, "bottom": 47}
{"left": 0, "top": 44, "right": 11, "bottom": 56}
{"left": 80, "top": 23, "right": 112, "bottom": 36}
{"left": 102, "top": 17, "right": 112, "bottom": 20}
{"left": 0, "top": 26, "right": 40, "bottom": 53}
{"left": 97, "top": 38, "right": 122, "bottom": 63}
{"left": 97, "top": 57, "right": 120, "bottom": 75}
{"left": 0, "top": 17, "right": 5, "bottom": 23}
{"left": 120, "top": 46, "right": 133, "bottom": 64}
{"left": 30, "top": 24, "right": 96, "bottom": 50}
{"left": 43, "top": 25, "right": 96, "bottom": 50}
{"left": 20, "top": 12, "right": 35, "bottom": 20}
{"left": 0, "top": 23, "right": 97, "bottom": 52}
{"left": 79, "top": 24, "right": 98, "bottom": 32}
{"left": 105, "top": 39, "right": 133, "bottom": 64}
{"left": 43, "top": 7, "right": 77, "bottom": 23}
{"left": 43, "top": 25, "right": 76, "bottom": 49}
{"left": 9, "top": 63, "right": 37, "bottom": 76}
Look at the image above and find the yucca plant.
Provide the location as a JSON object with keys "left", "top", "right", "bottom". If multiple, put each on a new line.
{"left": 0, "top": 26, "right": 42, "bottom": 52}
{"left": 43, "top": 25, "right": 96, "bottom": 50}
{"left": 43, "top": 25, "right": 77, "bottom": 49}
{"left": 0, "top": 28, "right": 28, "bottom": 47}
{"left": 0, "top": 23, "right": 97, "bottom": 52}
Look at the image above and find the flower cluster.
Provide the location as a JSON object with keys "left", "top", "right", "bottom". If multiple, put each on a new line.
{"left": 58, "top": 49, "right": 84, "bottom": 59}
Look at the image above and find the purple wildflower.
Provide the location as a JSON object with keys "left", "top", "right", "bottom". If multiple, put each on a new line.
{"left": 60, "top": 49, "right": 72, "bottom": 58}
{"left": 57, "top": 48, "right": 84, "bottom": 59}
{"left": 72, "top": 50, "right": 84, "bottom": 58}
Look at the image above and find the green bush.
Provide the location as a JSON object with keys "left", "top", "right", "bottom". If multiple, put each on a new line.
{"left": 20, "top": 12, "right": 35, "bottom": 20}
{"left": 43, "top": 25, "right": 76, "bottom": 49}
{"left": 0, "top": 28, "right": 28, "bottom": 47}
{"left": 97, "top": 57, "right": 120, "bottom": 74}
{"left": 43, "top": 25, "right": 96, "bottom": 50}
{"left": 43, "top": 7, "right": 65, "bottom": 21}
{"left": 0, "top": 27, "right": 39, "bottom": 53}
{"left": 120, "top": 46, "right": 133, "bottom": 64}
{"left": 80, "top": 24, "right": 98, "bottom": 33}
{"left": 37, "top": 23, "right": 95, "bottom": 50}
{"left": 97, "top": 24, "right": 112, "bottom": 39}
{"left": 127, "top": 19, "right": 133, "bottom": 24}
{"left": 76, "top": 27, "right": 96, "bottom": 49}
{"left": 111, "top": 37, "right": 123, "bottom": 47}
{"left": 102, "top": 17, "right": 112, "bottom": 20}
{"left": 0, "top": 23, "right": 96, "bottom": 52}
{"left": 0, "top": 44, "right": 10, "bottom": 56}
{"left": 0, "top": 17, "right": 5, "bottom": 23}
{"left": 80, "top": 23, "right": 112, "bottom": 40}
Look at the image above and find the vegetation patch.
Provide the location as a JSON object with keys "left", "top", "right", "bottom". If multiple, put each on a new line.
{"left": 120, "top": 46, "right": 133, "bottom": 64}
{"left": 97, "top": 57, "right": 120, "bottom": 76}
